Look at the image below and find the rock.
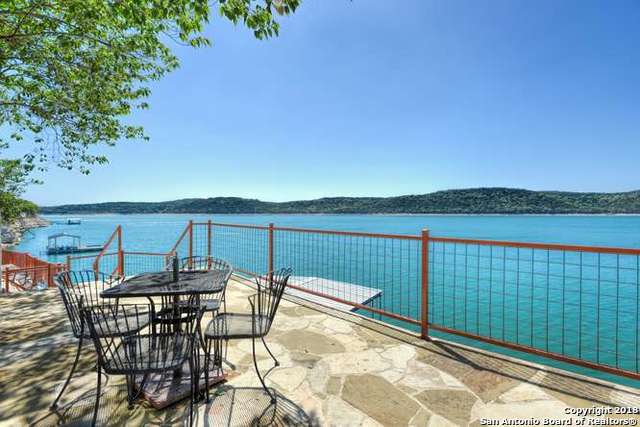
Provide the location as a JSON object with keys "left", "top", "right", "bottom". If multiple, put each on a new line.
{"left": 428, "top": 414, "right": 459, "bottom": 427}
{"left": 277, "top": 330, "right": 346, "bottom": 355}
{"left": 323, "top": 395, "right": 366, "bottom": 426}
{"left": 1, "top": 226, "right": 18, "bottom": 244}
{"left": 321, "top": 317, "right": 354, "bottom": 334}
{"left": 268, "top": 366, "right": 308, "bottom": 392}
{"left": 381, "top": 344, "right": 416, "bottom": 369}
{"left": 1, "top": 215, "right": 50, "bottom": 246}
{"left": 499, "top": 382, "right": 554, "bottom": 403}
{"left": 409, "top": 408, "right": 432, "bottom": 427}
{"left": 398, "top": 360, "right": 455, "bottom": 390}
{"left": 325, "top": 349, "right": 390, "bottom": 376}
{"left": 307, "top": 361, "right": 330, "bottom": 394}
{"left": 461, "top": 368, "right": 534, "bottom": 403}
{"left": 326, "top": 376, "right": 342, "bottom": 395}
{"left": 414, "top": 389, "right": 478, "bottom": 425}
{"left": 379, "top": 368, "right": 404, "bottom": 384}
{"left": 341, "top": 374, "right": 420, "bottom": 426}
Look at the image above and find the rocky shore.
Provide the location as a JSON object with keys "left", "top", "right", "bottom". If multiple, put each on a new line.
{"left": 1, "top": 215, "right": 50, "bottom": 247}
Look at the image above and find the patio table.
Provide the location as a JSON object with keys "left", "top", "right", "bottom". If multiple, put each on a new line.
{"left": 100, "top": 269, "right": 230, "bottom": 409}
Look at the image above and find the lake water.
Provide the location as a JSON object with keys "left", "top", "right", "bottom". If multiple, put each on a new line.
{"left": 14, "top": 214, "right": 640, "bottom": 387}
{"left": 16, "top": 214, "right": 640, "bottom": 259}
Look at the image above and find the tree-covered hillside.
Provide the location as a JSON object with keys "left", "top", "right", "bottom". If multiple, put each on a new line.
{"left": 40, "top": 188, "right": 640, "bottom": 215}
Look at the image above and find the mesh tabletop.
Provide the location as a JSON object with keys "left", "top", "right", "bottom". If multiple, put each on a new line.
{"left": 100, "top": 270, "right": 228, "bottom": 298}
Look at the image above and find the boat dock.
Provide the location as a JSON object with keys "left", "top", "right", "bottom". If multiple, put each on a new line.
{"left": 287, "top": 276, "right": 382, "bottom": 312}
{"left": 46, "top": 233, "right": 103, "bottom": 255}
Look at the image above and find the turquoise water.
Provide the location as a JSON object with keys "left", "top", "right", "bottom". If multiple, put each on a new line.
{"left": 16, "top": 214, "right": 640, "bottom": 258}
{"left": 15, "top": 214, "right": 640, "bottom": 387}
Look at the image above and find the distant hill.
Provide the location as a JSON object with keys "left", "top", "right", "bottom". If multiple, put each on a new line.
{"left": 39, "top": 188, "right": 640, "bottom": 215}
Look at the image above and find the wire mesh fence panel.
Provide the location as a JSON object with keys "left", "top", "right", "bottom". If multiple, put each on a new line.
{"left": 190, "top": 222, "right": 210, "bottom": 259}
{"left": 79, "top": 220, "right": 640, "bottom": 380}
{"left": 273, "top": 228, "right": 422, "bottom": 329}
{"left": 168, "top": 222, "right": 192, "bottom": 261}
{"left": 209, "top": 224, "right": 268, "bottom": 276}
{"left": 68, "top": 254, "right": 100, "bottom": 272}
{"left": 428, "top": 238, "right": 640, "bottom": 376}
{"left": 123, "top": 253, "right": 168, "bottom": 276}
{"left": 94, "top": 253, "right": 119, "bottom": 276}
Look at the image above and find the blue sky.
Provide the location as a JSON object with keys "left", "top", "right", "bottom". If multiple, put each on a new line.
{"left": 20, "top": 0, "right": 640, "bottom": 205}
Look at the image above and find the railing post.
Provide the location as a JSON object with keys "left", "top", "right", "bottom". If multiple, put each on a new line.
{"left": 4, "top": 269, "right": 8, "bottom": 293}
{"left": 268, "top": 223, "right": 274, "bottom": 282}
{"left": 207, "top": 219, "right": 212, "bottom": 259}
{"left": 66, "top": 255, "right": 71, "bottom": 271}
{"left": 47, "top": 263, "right": 52, "bottom": 288}
{"left": 117, "top": 225, "right": 124, "bottom": 277}
{"left": 188, "top": 220, "right": 194, "bottom": 269}
{"left": 421, "top": 229, "right": 430, "bottom": 339}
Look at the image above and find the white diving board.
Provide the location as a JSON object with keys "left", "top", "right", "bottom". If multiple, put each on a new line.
{"left": 286, "top": 276, "right": 382, "bottom": 313}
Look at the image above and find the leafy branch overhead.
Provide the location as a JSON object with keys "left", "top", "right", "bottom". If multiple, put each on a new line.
{"left": 0, "top": 0, "right": 300, "bottom": 176}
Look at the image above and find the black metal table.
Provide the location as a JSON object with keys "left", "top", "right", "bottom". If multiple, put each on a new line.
{"left": 101, "top": 269, "right": 230, "bottom": 409}
{"left": 101, "top": 270, "right": 226, "bottom": 298}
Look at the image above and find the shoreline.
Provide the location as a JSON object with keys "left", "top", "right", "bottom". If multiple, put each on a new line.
{"left": 39, "top": 212, "right": 640, "bottom": 217}
{"left": 1, "top": 215, "right": 50, "bottom": 248}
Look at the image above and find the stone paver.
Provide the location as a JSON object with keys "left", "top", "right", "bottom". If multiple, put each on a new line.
{"left": 342, "top": 374, "right": 420, "bottom": 426}
{"left": 1, "top": 280, "right": 640, "bottom": 426}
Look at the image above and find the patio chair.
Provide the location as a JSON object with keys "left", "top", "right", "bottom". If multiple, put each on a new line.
{"left": 82, "top": 301, "right": 203, "bottom": 426}
{"left": 179, "top": 256, "right": 233, "bottom": 313}
{"left": 51, "top": 270, "right": 130, "bottom": 410}
{"left": 203, "top": 267, "right": 292, "bottom": 403}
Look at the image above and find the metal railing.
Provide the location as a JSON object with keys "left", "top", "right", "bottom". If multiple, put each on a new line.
{"left": 1, "top": 249, "right": 65, "bottom": 292}
{"left": 69, "top": 251, "right": 169, "bottom": 278}
{"left": 92, "top": 225, "right": 123, "bottom": 277}
{"left": 427, "top": 236, "right": 640, "bottom": 380}
{"left": 86, "top": 220, "right": 640, "bottom": 381}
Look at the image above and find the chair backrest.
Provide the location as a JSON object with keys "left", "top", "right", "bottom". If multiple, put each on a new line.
{"left": 253, "top": 267, "right": 292, "bottom": 334}
{"left": 82, "top": 302, "right": 201, "bottom": 374}
{"left": 180, "top": 256, "right": 232, "bottom": 273}
{"left": 180, "top": 256, "right": 210, "bottom": 271}
{"left": 179, "top": 256, "right": 233, "bottom": 298}
{"left": 55, "top": 270, "right": 120, "bottom": 338}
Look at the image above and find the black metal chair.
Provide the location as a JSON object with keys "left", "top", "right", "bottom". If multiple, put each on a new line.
{"left": 203, "top": 267, "right": 292, "bottom": 403}
{"left": 82, "top": 301, "right": 203, "bottom": 426}
{"left": 179, "top": 256, "right": 233, "bottom": 313}
{"left": 50, "top": 270, "right": 124, "bottom": 410}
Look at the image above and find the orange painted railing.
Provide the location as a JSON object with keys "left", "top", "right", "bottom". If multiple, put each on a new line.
{"left": 66, "top": 220, "right": 640, "bottom": 382}
{"left": 190, "top": 221, "right": 640, "bottom": 382}
{"left": 2, "top": 250, "right": 66, "bottom": 292}
{"left": 92, "top": 225, "right": 123, "bottom": 277}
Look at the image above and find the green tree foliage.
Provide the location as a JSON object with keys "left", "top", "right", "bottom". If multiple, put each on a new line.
{"left": 0, "top": 0, "right": 299, "bottom": 175}
{"left": 0, "top": 159, "right": 37, "bottom": 221}
{"left": 39, "top": 188, "right": 640, "bottom": 215}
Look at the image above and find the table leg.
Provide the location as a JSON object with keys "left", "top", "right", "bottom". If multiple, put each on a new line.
{"left": 136, "top": 296, "right": 227, "bottom": 409}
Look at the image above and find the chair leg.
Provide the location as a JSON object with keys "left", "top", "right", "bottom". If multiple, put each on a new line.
{"left": 125, "top": 374, "right": 135, "bottom": 410}
{"left": 50, "top": 334, "right": 83, "bottom": 410}
{"left": 91, "top": 366, "right": 102, "bottom": 427}
{"left": 203, "top": 338, "right": 211, "bottom": 403}
{"left": 194, "top": 340, "right": 201, "bottom": 401}
{"left": 252, "top": 335, "right": 276, "bottom": 403}
{"left": 217, "top": 339, "right": 224, "bottom": 374}
{"left": 261, "top": 336, "right": 279, "bottom": 367}
{"left": 188, "top": 355, "right": 195, "bottom": 427}
{"left": 197, "top": 318, "right": 206, "bottom": 351}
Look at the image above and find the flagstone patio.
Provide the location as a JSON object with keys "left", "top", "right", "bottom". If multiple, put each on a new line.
{"left": 1, "top": 278, "right": 640, "bottom": 426}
